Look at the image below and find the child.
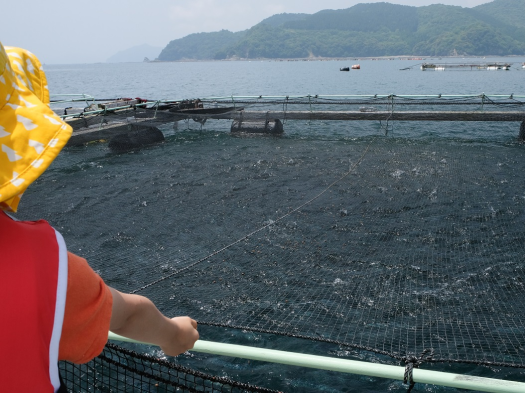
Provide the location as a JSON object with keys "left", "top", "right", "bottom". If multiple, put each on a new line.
{"left": 0, "top": 42, "right": 199, "bottom": 392}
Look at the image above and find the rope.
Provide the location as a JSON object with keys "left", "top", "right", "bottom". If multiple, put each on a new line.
{"left": 282, "top": 96, "right": 289, "bottom": 124}
{"left": 402, "top": 349, "right": 434, "bottom": 392}
{"left": 380, "top": 94, "right": 395, "bottom": 135}
{"left": 403, "top": 361, "right": 416, "bottom": 392}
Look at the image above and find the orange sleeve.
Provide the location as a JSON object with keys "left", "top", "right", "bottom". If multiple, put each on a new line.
{"left": 59, "top": 252, "right": 113, "bottom": 364}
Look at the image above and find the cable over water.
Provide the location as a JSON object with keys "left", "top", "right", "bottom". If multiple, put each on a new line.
{"left": 131, "top": 137, "right": 375, "bottom": 295}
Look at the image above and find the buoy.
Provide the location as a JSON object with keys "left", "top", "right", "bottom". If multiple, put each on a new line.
{"left": 109, "top": 125, "right": 165, "bottom": 152}
{"left": 231, "top": 119, "right": 284, "bottom": 135}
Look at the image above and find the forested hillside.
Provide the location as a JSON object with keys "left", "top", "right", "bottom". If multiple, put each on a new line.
{"left": 474, "top": 0, "right": 525, "bottom": 29}
{"left": 157, "top": 0, "right": 525, "bottom": 61}
{"left": 158, "top": 30, "right": 246, "bottom": 61}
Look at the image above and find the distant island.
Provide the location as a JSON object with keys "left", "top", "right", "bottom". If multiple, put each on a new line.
{"left": 107, "top": 44, "right": 163, "bottom": 63}
{"left": 155, "top": 0, "right": 525, "bottom": 61}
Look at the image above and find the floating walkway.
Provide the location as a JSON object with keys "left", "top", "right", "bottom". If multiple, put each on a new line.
{"left": 173, "top": 94, "right": 525, "bottom": 138}
{"left": 186, "top": 109, "right": 525, "bottom": 122}
{"left": 52, "top": 94, "right": 525, "bottom": 145}
{"left": 420, "top": 62, "right": 512, "bottom": 71}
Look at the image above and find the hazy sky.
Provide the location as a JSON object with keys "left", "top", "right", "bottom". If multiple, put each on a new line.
{"left": 2, "top": 0, "right": 492, "bottom": 64}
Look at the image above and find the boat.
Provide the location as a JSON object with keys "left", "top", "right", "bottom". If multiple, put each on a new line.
{"left": 339, "top": 65, "right": 360, "bottom": 71}
{"left": 522, "top": 62, "right": 525, "bottom": 69}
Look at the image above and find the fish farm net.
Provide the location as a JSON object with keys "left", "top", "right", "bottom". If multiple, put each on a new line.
{"left": 59, "top": 343, "right": 279, "bottom": 392}
{"left": 17, "top": 95, "right": 525, "bottom": 391}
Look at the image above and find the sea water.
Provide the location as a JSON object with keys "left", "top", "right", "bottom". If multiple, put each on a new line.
{"left": 36, "top": 57, "right": 525, "bottom": 392}
{"left": 46, "top": 56, "right": 525, "bottom": 99}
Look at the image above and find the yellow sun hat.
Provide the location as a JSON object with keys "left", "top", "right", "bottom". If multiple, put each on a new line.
{"left": 0, "top": 41, "right": 72, "bottom": 212}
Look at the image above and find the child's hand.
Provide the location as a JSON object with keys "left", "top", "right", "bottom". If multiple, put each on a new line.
{"left": 109, "top": 288, "right": 199, "bottom": 356}
{"left": 159, "top": 316, "right": 199, "bottom": 356}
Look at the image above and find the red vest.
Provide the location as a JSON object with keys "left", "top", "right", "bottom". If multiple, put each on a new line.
{"left": 0, "top": 212, "right": 68, "bottom": 392}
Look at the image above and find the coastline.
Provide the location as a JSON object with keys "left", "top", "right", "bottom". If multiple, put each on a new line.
{"left": 145, "top": 54, "right": 525, "bottom": 63}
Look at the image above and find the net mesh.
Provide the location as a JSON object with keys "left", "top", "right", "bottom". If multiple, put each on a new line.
{"left": 16, "top": 95, "right": 525, "bottom": 390}
{"left": 59, "top": 343, "right": 280, "bottom": 392}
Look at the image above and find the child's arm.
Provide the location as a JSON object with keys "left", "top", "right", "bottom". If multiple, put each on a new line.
{"left": 109, "top": 287, "right": 199, "bottom": 356}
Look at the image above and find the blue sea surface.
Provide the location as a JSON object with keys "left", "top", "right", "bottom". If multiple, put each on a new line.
{"left": 46, "top": 56, "right": 525, "bottom": 100}
{"left": 36, "top": 58, "right": 525, "bottom": 392}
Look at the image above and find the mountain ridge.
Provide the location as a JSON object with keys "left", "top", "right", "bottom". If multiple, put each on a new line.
{"left": 157, "top": 0, "right": 525, "bottom": 61}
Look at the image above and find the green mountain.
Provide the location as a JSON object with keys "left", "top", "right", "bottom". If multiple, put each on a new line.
{"left": 411, "top": 4, "right": 525, "bottom": 56}
{"left": 258, "top": 13, "right": 309, "bottom": 28}
{"left": 158, "top": 30, "right": 246, "bottom": 61}
{"left": 158, "top": 0, "right": 525, "bottom": 61}
{"left": 282, "top": 3, "right": 419, "bottom": 33}
{"left": 474, "top": 0, "right": 525, "bottom": 29}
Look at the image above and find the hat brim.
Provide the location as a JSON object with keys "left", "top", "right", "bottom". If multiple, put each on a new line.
{"left": 0, "top": 45, "right": 72, "bottom": 212}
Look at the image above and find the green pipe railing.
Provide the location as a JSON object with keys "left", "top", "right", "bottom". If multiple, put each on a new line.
{"left": 51, "top": 93, "right": 525, "bottom": 105}
{"left": 108, "top": 332, "right": 525, "bottom": 393}
{"left": 196, "top": 94, "right": 525, "bottom": 100}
